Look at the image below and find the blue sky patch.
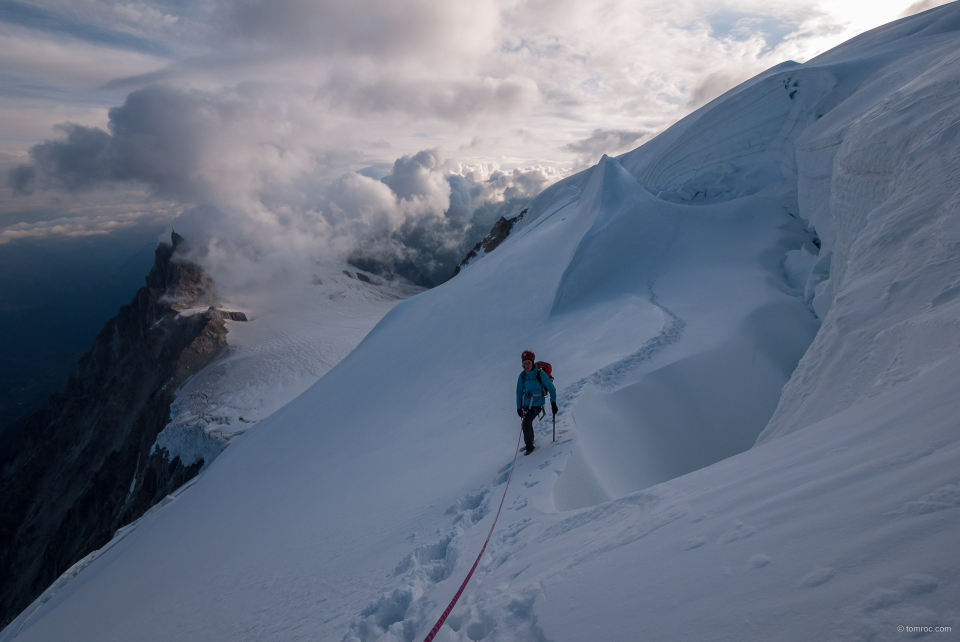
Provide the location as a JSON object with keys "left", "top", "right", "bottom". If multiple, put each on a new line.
{"left": 0, "top": 0, "right": 175, "bottom": 58}
{"left": 707, "top": 10, "right": 802, "bottom": 50}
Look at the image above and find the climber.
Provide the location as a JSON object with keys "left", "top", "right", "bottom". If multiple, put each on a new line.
{"left": 516, "top": 350, "right": 557, "bottom": 455}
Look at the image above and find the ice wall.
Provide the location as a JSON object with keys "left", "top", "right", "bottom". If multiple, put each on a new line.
{"left": 759, "top": 11, "right": 960, "bottom": 441}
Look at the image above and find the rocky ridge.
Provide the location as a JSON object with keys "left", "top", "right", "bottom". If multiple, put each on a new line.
{"left": 450, "top": 209, "right": 526, "bottom": 278}
{"left": 0, "top": 232, "right": 244, "bottom": 628}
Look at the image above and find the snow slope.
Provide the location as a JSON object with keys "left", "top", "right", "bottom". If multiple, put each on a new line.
{"left": 5, "top": 5, "right": 960, "bottom": 641}
{"left": 153, "top": 268, "right": 421, "bottom": 469}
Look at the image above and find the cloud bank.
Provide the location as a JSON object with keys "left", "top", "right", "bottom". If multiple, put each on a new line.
{"left": 7, "top": 84, "right": 557, "bottom": 285}
{"left": 1, "top": 0, "right": 936, "bottom": 290}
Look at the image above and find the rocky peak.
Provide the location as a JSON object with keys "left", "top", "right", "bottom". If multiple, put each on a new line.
{"left": 145, "top": 231, "right": 217, "bottom": 316}
{"left": 0, "top": 232, "right": 242, "bottom": 629}
{"left": 450, "top": 208, "right": 526, "bottom": 279}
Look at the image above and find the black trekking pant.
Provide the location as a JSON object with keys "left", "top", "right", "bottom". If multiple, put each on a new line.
{"left": 521, "top": 406, "right": 543, "bottom": 449}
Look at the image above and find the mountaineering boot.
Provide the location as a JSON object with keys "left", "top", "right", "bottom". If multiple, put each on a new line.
{"left": 524, "top": 445, "right": 535, "bottom": 456}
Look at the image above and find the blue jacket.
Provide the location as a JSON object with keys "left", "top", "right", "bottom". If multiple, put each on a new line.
{"left": 517, "top": 367, "right": 557, "bottom": 409}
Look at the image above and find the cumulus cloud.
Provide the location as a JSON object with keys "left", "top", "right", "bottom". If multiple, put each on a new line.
{"left": 11, "top": 86, "right": 252, "bottom": 201}
{"left": 383, "top": 149, "right": 449, "bottom": 207}
{"left": 10, "top": 83, "right": 341, "bottom": 208}
{"left": 12, "top": 123, "right": 112, "bottom": 193}
{"left": 7, "top": 87, "right": 556, "bottom": 285}
{"left": 331, "top": 151, "right": 558, "bottom": 284}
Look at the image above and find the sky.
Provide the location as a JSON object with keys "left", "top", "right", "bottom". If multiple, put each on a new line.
{"left": 0, "top": 0, "right": 952, "bottom": 287}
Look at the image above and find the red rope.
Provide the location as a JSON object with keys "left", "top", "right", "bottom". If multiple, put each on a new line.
{"left": 422, "top": 429, "right": 524, "bottom": 642}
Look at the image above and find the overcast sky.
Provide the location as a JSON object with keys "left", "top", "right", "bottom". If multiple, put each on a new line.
{"left": 0, "top": 0, "right": 951, "bottom": 285}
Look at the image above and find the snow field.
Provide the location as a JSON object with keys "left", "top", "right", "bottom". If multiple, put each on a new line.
{"left": 154, "top": 268, "right": 421, "bottom": 468}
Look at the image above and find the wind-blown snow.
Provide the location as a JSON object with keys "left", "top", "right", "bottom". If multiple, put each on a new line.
{"left": 5, "top": 5, "right": 960, "bottom": 642}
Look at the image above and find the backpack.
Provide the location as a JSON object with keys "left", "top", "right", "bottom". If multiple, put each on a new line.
{"left": 535, "top": 361, "right": 553, "bottom": 381}
{"left": 533, "top": 361, "right": 554, "bottom": 418}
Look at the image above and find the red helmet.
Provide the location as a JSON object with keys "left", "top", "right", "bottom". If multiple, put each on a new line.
{"left": 521, "top": 350, "right": 535, "bottom": 362}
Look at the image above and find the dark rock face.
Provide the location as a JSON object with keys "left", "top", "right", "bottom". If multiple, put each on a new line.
{"left": 347, "top": 255, "right": 434, "bottom": 289}
{"left": 221, "top": 310, "right": 248, "bottom": 322}
{"left": 0, "top": 232, "right": 235, "bottom": 628}
{"left": 450, "top": 209, "right": 526, "bottom": 279}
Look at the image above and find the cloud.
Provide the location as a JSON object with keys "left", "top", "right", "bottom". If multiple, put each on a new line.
{"left": 383, "top": 148, "right": 448, "bottom": 209}
{"left": 900, "top": 0, "right": 952, "bottom": 16}
{"left": 3, "top": 0, "right": 941, "bottom": 290}
{"left": 328, "top": 151, "right": 558, "bottom": 284}
{"left": 686, "top": 66, "right": 767, "bottom": 109}
{"left": 0, "top": 187, "right": 183, "bottom": 245}
{"left": 563, "top": 129, "right": 651, "bottom": 169}
{"left": 0, "top": 0, "right": 174, "bottom": 56}
{"left": 1, "top": 213, "right": 133, "bottom": 244}
{"left": 10, "top": 84, "right": 323, "bottom": 203}
{"left": 7, "top": 164, "right": 36, "bottom": 194}
{"left": 319, "top": 74, "right": 539, "bottom": 123}
{"left": 0, "top": 28, "right": 169, "bottom": 92}
{"left": 12, "top": 123, "right": 112, "bottom": 193}
{"left": 7, "top": 85, "right": 557, "bottom": 286}
{"left": 217, "top": 0, "right": 499, "bottom": 63}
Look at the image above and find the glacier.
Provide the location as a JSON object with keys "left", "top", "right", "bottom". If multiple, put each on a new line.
{"left": 153, "top": 268, "right": 422, "bottom": 469}
{"left": 4, "top": 4, "right": 960, "bottom": 642}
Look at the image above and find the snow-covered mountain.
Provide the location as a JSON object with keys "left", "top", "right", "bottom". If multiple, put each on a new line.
{"left": 5, "top": 4, "right": 960, "bottom": 641}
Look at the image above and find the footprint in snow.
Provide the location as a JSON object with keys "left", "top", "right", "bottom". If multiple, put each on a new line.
{"left": 829, "top": 573, "right": 945, "bottom": 640}
{"left": 682, "top": 536, "right": 708, "bottom": 551}
{"left": 448, "top": 491, "right": 486, "bottom": 514}
{"left": 393, "top": 535, "right": 455, "bottom": 583}
{"left": 447, "top": 491, "right": 490, "bottom": 525}
{"left": 747, "top": 554, "right": 771, "bottom": 568}
{"left": 718, "top": 519, "right": 760, "bottom": 544}
{"left": 886, "top": 484, "right": 960, "bottom": 516}
{"left": 800, "top": 566, "right": 836, "bottom": 588}
{"left": 860, "top": 574, "right": 939, "bottom": 613}
{"left": 498, "top": 518, "right": 532, "bottom": 543}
